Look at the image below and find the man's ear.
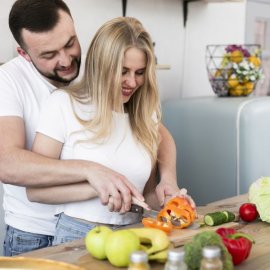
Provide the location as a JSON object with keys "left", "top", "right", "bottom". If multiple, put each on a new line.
{"left": 17, "top": 47, "right": 31, "bottom": 62}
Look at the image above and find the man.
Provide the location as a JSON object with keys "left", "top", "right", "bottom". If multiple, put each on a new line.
{"left": 0, "top": 0, "right": 179, "bottom": 256}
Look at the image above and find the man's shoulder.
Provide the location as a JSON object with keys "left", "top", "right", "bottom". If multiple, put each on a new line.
{"left": 0, "top": 56, "right": 32, "bottom": 79}
{"left": 0, "top": 56, "right": 23, "bottom": 70}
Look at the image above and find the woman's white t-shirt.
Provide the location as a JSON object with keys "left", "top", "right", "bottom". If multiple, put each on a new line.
{"left": 37, "top": 91, "right": 152, "bottom": 225}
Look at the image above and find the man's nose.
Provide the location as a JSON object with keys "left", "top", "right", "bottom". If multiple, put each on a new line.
{"left": 58, "top": 51, "right": 71, "bottom": 67}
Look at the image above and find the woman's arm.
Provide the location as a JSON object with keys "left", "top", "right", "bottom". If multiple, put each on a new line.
{"left": 157, "top": 123, "right": 177, "bottom": 184}
{"left": 156, "top": 124, "right": 197, "bottom": 210}
{"left": 26, "top": 181, "right": 98, "bottom": 204}
{"left": 143, "top": 165, "right": 161, "bottom": 211}
{"left": 155, "top": 123, "right": 179, "bottom": 206}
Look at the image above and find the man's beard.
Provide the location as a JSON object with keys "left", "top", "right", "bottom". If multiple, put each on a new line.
{"left": 34, "top": 57, "right": 81, "bottom": 85}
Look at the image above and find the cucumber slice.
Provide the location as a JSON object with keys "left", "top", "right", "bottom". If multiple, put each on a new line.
{"left": 204, "top": 212, "right": 227, "bottom": 226}
{"left": 222, "top": 210, "right": 235, "bottom": 222}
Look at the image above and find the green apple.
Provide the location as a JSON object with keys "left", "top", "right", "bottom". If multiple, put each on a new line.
{"left": 105, "top": 229, "right": 140, "bottom": 267}
{"left": 85, "top": 226, "right": 112, "bottom": 260}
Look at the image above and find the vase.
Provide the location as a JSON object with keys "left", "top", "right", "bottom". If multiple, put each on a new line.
{"left": 205, "top": 44, "right": 263, "bottom": 97}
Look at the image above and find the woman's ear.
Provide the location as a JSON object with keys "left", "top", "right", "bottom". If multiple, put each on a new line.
{"left": 17, "top": 47, "right": 31, "bottom": 62}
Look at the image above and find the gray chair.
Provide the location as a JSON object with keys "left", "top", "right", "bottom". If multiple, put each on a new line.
{"left": 162, "top": 96, "right": 270, "bottom": 205}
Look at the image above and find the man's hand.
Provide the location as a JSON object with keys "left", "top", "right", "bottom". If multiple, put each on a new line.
{"left": 85, "top": 162, "right": 144, "bottom": 213}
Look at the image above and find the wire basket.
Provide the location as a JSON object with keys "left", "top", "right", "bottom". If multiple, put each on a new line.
{"left": 206, "top": 44, "right": 263, "bottom": 97}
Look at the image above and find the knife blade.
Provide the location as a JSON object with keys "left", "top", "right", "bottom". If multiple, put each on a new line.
{"left": 129, "top": 204, "right": 159, "bottom": 219}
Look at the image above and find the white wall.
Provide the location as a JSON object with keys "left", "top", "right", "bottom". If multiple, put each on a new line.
{"left": 245, "top": 0, "right": 270, "bottom": 44}
{"left": 0, "top": 0, "right": 15, "bottom": 63}
{"left": 125, "top": 0, "right": 185, "bottom": 101}
{"left": 65, "top": 0, "right": 122, "bottom": 56}
{"left": 182, "top": 1, "right": 247, "bottom": 97}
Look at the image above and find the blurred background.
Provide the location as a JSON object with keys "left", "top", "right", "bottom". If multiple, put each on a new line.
{"left": 1, "top": 0, "right": 270, "bottom": 100}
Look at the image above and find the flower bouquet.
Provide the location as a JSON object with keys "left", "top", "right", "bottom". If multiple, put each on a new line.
{"left": 206, "top": 44, "right": 264, "bottom": 96}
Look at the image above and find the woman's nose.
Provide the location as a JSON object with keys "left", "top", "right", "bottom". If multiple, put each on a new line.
{"left": 125, "top": 74, "right": 136, "bottom": 87}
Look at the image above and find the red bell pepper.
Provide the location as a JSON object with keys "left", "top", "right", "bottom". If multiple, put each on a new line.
{"left": 216, "top": 227, "right": 254, "bottom": 265}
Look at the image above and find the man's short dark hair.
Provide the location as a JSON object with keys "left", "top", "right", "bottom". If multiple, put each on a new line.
{"left": 9, "top": 0, "right": 72, "bottom": 47}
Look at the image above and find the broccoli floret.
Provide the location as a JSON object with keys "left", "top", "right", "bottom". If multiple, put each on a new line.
{"left": 184, "top": 230, "right": 233, "bottom": 270}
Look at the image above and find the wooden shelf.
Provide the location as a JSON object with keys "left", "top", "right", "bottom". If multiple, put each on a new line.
{"left": 203, "top": 0, "right": 244, "bottom": 2}
{"left": 156, "top": 64, "right": 171, "bottom": 70}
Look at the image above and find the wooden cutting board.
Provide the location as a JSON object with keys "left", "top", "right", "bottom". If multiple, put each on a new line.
{"left": 168, "top": 213, "right": 243, "bottom": 247}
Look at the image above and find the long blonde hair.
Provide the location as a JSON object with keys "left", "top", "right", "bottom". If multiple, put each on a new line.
{"left": 66, "top": 17, "right": 161, "bottom": 164}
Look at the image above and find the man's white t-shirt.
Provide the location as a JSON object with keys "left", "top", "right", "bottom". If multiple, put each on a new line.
{"left": 0, "top": 56, "right": 58, "bottom": 235}
{"left": 37, "top": 91, "right": 152, "bottom": 225}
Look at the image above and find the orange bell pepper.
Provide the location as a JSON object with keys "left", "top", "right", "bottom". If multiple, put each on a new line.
{"left": 157, "top": 205, "right": 193, "bottom": 229}
{"left": 165, "top": 197, "right": 196, "bottom": 221}
{"left": 142, "top": 217, "right": 173, "bottom": 234}
{"left": 141, "top": 197, "right": 196, "bottom": 232}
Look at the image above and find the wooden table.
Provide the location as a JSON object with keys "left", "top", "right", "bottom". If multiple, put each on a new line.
{"left": 20, "top": 194, "right": 270, "bottom": 269}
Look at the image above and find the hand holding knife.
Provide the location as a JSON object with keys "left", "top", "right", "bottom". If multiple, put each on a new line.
{"left": 129, "top": 196, "right": 159, "bottom": 219}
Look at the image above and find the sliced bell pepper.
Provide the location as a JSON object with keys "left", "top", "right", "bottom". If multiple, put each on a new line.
{"left": 142, "top": 217, "right": 173, "bottom": 233}
{"left": 166, "top": 197, "right": 196, "bottom": 221}
{"left": 157, "top": 202, "right": 195, "bottom": 229}
{"left": 141, "top": 197, "right": 196, "bottom": 232}
{"left": 216, "top": 227, "right": 254, "bottom": 265}
{"left": 158, "top": 206, "right": 192, "bottom": 229}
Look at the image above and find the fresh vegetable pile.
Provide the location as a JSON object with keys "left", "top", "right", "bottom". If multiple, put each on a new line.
{"left": 142, "top": 197, "right": 196, "bottom": 233}
{"left": 239, "top": 203, "right": 258, "bottom": 222}
{"left": 184, "top": 230, "right": 233, "bottom": 270}
{"left": 216, "top": 227, "right": 254, "bottom": 265}
{"left": 183, "top": 228, "right": 254, "bottom": 269}
{"left": 249, "top": 176, "right": 270, "bottom": 223}
{"left": 204, "top": 210, "right": 235, "bottom": 226}
{"left": 85, "top": 226, "right": 170, "bottom": 267}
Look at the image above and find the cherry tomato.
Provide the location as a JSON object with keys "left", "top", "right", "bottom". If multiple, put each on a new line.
{"left": 239, "top": 203, "right": 258, "bottom": 222}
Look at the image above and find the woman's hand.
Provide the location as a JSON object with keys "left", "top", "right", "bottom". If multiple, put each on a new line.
{"left": 173, "top": 188, "right": 197, "bottom": 214}
{"left": 155, "top": 181, "right": 197, "bottom": 216}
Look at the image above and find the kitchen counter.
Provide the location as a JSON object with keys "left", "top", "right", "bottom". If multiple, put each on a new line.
{"left": 18, "top": 194, "right": 270, "bottom": 269}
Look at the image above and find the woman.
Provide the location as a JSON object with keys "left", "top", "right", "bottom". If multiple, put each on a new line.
{"left": 28, "top": 17, "right": 193, "bottom": 244}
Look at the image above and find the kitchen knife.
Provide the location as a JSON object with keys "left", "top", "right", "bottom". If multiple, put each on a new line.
{"left": 129, "top": 204, "right": 159, "bottom": 219}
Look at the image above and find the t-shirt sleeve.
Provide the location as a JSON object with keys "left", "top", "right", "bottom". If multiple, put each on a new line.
{"left": 0, "top": 69, "right": 23, "bottom": 117}
{"left": 36, "top": 92, "right": 67, "bottom": 143}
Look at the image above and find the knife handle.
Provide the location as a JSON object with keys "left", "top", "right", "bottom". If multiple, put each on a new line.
{"left": 131, "top": 196, "right": 151, "bottom": 210}
{"left": 130, "top": 204, "right": 144, "bottom": 214}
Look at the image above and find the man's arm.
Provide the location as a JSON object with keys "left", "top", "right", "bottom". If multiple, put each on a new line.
{"left": 0, "top": 116, "right": 144, "bottom": 209}
{"left": 27, "top": 181, "right": 97, "bottom": 204}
